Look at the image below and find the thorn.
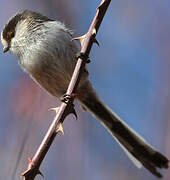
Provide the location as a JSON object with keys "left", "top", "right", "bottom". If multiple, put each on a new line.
{"left": 92, "top": 28, "right": 97, "bottom": 35}
{"left": 48, "top": 107, "right": 59, "bottom": 113}
{"left": 71, "top": 107, "right": 77, "bottom": 120}
{"left": 56, "top": 123, "right": 64, "bottom": 135}
{"left": 20, "top": 157, "right": 33, "bottom": 177}
{"left": 21, "top": 168, "right": 31, "bottom": 177}
{"left": 37, "top": 170, "right": 44, "bottom": 178}
{"left": 72, "top": 34, "right": 86, "bottom": 46}
{"left": 93, "top": 38, "right": 100, "bottom": 47}
{"left": 21, "top": 169, "right": 44, "bottom": 179}
{"left": 91, "top": 28, "right": 99, "bottom": 47}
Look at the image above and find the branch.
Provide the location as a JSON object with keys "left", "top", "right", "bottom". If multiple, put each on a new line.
{"left": 21, "top": 0, "right": 111, "bottom": 179}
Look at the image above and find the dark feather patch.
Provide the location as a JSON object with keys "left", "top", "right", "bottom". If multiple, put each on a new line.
{"left": 2, "top": 10, "right": 54, "bottom": 42}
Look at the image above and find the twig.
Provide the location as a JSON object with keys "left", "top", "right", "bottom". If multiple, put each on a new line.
{"left": 21, "top": 0, "right": 111, "bottom": 179}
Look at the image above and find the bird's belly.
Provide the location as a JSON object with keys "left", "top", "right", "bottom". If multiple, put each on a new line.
{"left": 31, "top": 67, "right": 74, "bottom": 97}
{"left": 20, "top": 55, "right": 88, "bottom": 98}
{"left": 20, "top": 58, "right": 74, "bottom": 97}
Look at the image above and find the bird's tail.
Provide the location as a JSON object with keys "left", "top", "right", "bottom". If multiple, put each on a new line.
{"left": 78, "top": 82, "right": 169, "bottom": 178}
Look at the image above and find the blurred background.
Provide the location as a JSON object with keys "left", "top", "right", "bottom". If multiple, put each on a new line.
{"left": 0, "top": 0, "right": 170, "bottom": 179}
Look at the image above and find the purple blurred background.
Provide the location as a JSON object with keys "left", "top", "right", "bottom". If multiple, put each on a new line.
{"left": 0, "top": 0, "right": 169, "bottom": 180}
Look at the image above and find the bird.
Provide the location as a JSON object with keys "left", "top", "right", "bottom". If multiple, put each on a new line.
{"left": 1, "top": 10, "right": 169, "bottom": 178}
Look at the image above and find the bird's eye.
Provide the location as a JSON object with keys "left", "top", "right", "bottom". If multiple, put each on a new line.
{"left": 7, "top": 31, "right": 15, "bottom": 39}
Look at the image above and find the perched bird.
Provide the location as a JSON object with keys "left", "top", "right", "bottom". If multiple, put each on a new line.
{"left": 1, "top": 10, "right": 169, "bottom": 178}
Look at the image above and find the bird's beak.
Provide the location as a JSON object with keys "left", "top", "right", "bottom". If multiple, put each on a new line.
{"left": 3, "top": 46, "right": 9, "bottom": 53}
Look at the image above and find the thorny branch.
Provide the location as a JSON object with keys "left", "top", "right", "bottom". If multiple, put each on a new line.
{"left": 21, "top": 0, "right": 111, "bottom": 179}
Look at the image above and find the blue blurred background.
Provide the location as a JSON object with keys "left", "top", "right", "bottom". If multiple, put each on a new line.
{"left": 0, "top": 0, "right": 169, "bottom": 180}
